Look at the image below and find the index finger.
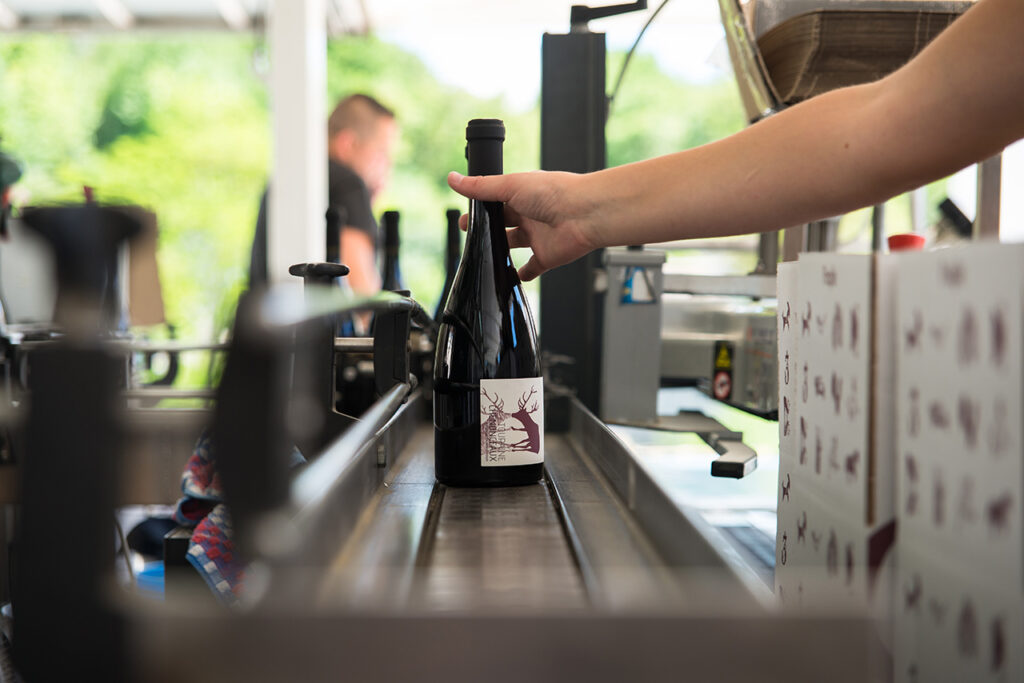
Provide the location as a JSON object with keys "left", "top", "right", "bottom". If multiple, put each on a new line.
{"left": 447, "top": 172, "right": 515, "bottom": 203}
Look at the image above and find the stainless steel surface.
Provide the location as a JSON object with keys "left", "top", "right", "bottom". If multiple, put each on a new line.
{"left": 267, "top": 383, "right": 415, "bottom": 575}
{"left": 567, "top": 397, "right": 774, "bottom": 605}
{"left": 871, "top": 203, "right": 885, "bottom": 252}
{"left": 805, "top": 217, "right": 839, "bottom": 251}
{"left": 132, "top": 609, "right": 875, "bottom": 683}
{"left": 413, "top": 482, "right": 588, "bottom": 611}
{"left": 312, "top": 426, "right": 436, "bottom": 610}
{"left": 125, "top": 394, "right": 880, "bottom": 682}
{"left": 334, "top": 337, "right": 375, "bottom": 353}
{"left": 123, "top": 388, "right": 216, "bottom": 401}
{"left": 782, "top": 225, "right": 803, "bottom": 262}
{"left": 599, "top": 247, "right": 665, "bottom": 423}
{"left": 602, "top": 248, "right": 666, "bottom": 267}
{"left": 545, "top": 428, "right": 696, "bottom": 609}
{"left": 612, "top": 412, "right": 759, "bottom": 479}
{"left": 707, "top": 437, "right": 759, "bottom": 478}
{"left": 279, "top": 392, "right": 776, "bottom": 612}
{"left": 660, "top": 293, "right": 778, "bottom": 415}
{"left": 975, "top": 153, "right": 1002, "bottom": 240}
{"left": 250, "top": 286, "right": 424, "bottom": 337}
{"left": 662, "top": 273, "right": 776, "bottom": 298}
{"left": 718, "top": 0, "right": 782, "bottom": 122}
{"left": 117, "top": 340, "right": 228, "bottom": 353}
{"left": 754, "top": 231, "right": 779, "bottom": 274}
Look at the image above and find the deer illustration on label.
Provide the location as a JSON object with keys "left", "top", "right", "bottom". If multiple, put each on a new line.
{"left": 479, "top": 378, "right": 544, "bottom": 467}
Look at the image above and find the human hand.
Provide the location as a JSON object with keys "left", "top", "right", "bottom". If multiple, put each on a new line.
{"left": 447, "top": 170, "right": 599, "bottom": 281}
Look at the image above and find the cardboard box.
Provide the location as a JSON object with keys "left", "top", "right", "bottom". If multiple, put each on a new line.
{"left": 893, "top": 244, "right": 1024, "bottom": 682}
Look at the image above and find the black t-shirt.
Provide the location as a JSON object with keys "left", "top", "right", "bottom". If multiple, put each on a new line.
{"left": 249, "top": 159, "right": 378, "bottom": 288}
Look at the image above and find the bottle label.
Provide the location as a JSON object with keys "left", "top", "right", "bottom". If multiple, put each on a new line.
{"left": 479, "top": 377, "right": 544, "bottom": 467}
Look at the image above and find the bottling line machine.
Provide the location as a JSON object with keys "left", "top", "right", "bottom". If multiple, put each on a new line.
{"left": 0, "top": 201, "right": 871, "bottom": 682}
{"left": 0, "top": 0, "right": 1002, "bottom": 680}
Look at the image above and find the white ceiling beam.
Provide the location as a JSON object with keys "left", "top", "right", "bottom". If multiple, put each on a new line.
{"left": 93, "top": 0, "right": 135, "bottom": 30}
{"left": 215, "top": 0, "right": 251, "bottom": 30}
{"left": 0, "top": 1, "right": 19, "bottom": 30}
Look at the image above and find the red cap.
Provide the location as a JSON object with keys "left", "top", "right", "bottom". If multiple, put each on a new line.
{"left": 888, "top": 233, "right": 926, "bottom": 252}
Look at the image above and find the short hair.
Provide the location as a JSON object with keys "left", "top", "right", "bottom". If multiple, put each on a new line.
{"left": 327, "top": 94, "right": 395, "bottom": 140}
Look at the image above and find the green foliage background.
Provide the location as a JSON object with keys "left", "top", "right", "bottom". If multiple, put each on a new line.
{"left": 0, "top": 32, "right": 746, "bottom": 385}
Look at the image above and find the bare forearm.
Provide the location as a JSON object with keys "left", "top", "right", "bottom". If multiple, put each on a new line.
{"left": 339, "top": 229, "right": 381, "bottom": 295}
{"left": 583, "top": 0, "right": 1024, "bottom": 247}
{"left": 447, "top": 0, "right": 1024, "bottom": 282}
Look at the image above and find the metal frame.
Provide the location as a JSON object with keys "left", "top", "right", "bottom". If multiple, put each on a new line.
{"left": 123, "top": 393, "right": 875, "bottom": 682}
{"left": 540, "top": 28, "right": 608, "bottom": 425}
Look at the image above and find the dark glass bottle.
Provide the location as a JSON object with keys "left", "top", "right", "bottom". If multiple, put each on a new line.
{"left": 433, "top": 119, "right": 543, "bottom": 486}
{"left": 325, "top": 206, "right": 345, "bottom": 265}
{"left": 380, "top": 210, "right": 404, "bottom": 292}
{"left": 434, "top": 208, "right": 462, "bottom": 321}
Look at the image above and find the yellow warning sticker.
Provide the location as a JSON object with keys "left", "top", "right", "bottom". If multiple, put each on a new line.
{"left": 715, "top": 344, "right": 732, "bottom": 369}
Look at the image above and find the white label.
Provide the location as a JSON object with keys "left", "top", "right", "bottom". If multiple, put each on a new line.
{"left": 479, "top": 377, "right": 544, "bottom": 467}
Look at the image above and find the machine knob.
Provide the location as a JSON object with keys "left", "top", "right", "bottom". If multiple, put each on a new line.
{"left": 288, "top": 262, "right": 350, "bottom": 286}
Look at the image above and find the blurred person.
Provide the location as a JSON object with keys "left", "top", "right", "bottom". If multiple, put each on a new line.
{"left": 447, "top": 0, "right": 1023, "bottom": 281}
{"left": 249, "top": 93, "right": 398, "bottom": 295}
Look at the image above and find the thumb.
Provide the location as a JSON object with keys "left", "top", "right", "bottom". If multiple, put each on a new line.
{"left": 518, "top": 255, "right": 544, "bottom": 283}
{"left": 448, "top": 172, "right": 514, "bottom": 203}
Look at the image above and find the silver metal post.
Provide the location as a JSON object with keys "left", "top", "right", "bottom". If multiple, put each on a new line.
{"left": 975, "top": 153, "right": 1002, "bottom": 240}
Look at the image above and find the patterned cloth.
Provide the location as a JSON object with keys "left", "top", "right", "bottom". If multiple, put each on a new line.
{"left": 187, "top": 503, "right": 242, "bottom": 606}
{"left": 173, "top": 432, "right": 243, "bottom": 606}
{"left": 174, "top": 432, "right": 305, "bottom": 607}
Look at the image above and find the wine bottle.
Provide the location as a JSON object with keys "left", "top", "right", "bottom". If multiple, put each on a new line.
{"left": 434, "top": 208, "right": 462, "bottom": 321}
{"left": 380, "top": 210, "right": 404, "bottom": 292}
{"left": 433, "top": 119, "right": 543, "bottom": 486}
{"left": 325, "top": 206, "right": 346, "bottom": 265}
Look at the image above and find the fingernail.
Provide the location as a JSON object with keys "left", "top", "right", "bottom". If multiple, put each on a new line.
{"left": 448, "top": 171, "right": 464, "bottom": 184}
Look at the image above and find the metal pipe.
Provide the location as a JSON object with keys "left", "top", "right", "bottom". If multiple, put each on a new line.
{"left": 334, "top": 338, "right": 375, "bottom": 353}
{"left": 291, "top": 382, "right": 409, "bottom": 516}
{"left": 252, "top": 382, "right": 413, "bottom": 567}
{"left": 122, "top": 388, "right": 216, "bottom": 401}
{"left": 871, "top": 203, "right": 885, "bottom": 252}
{"left": 975, "top": 153, "right": 1002, "bottom": 240}
{"left": 662, "top": 273, "right": 777, "bottom": 298}
{"left": 753, "top": 231, "right": 779, "bottom": 275}
{"left": 253, "top": 287, "right": 434, "bottom": 337}
{"left": 119, "top": 340, "right": 229, "bottom": 353}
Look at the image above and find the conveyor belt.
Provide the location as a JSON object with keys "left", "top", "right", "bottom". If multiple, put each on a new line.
{"left": 132, "top": 396, "right": 877, "bottom": 683}
{"left": 313, "top": 408, "right": 769, "bottom": 612}
{"left": 316, "top": 426, "right": 588, "bottom": 611}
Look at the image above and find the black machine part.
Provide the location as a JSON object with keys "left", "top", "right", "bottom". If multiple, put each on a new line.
{"left": 570, "top": 1, "right": 647, "bottom": 30}
{"left": 289, "top": 261, "right": 351, "bottom": 284}
{"left": 19, "top": 205, "right": 141, "bottom": 333}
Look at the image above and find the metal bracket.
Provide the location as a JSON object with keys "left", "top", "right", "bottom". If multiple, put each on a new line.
{"left": 608, "top": 410, "right": 759, "bottom": 479}
{"left": 702, "top": 432, "right": 758, "bottom": 479}
{"left": 570, "top": 0, "right": 647, "bottom": 31}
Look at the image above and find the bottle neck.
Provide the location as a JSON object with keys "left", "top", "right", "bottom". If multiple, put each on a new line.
{"left": 464, "top": 136, "right": 508, "bottom": 263}
{"left": 466, "top": 138, "right": 502, "bottom": 177}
